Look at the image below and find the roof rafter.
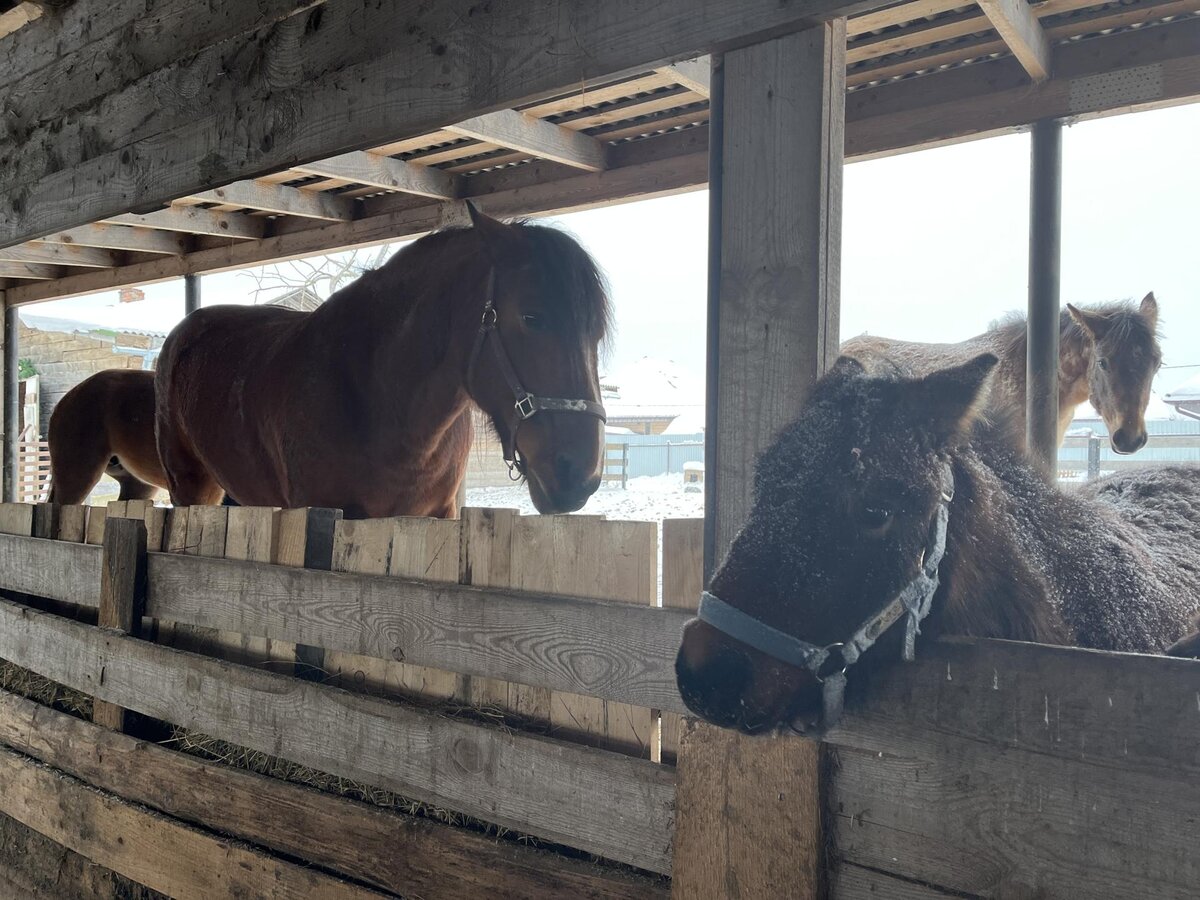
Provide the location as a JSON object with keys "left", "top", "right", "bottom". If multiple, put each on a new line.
{"left": 35, "top": 224, "right": 187, "bottom": 256}
{"left": 447, "top": 109, "right": 608, "bottom": 172}
{"left": 977, "top": 0, "right": 1052, "bottom": 81}
{"left": 292, "top": 152, "right": 461, "bottom": 200}
{"left": 0, "top": 243, "right": 118, "bottom": 269}
{"left": 654, "top": 57, "right": 711, "bottom": 97}
{"left": 186, "top": 180, "right": 358, "bottom": 221}
{"left": 105, "top": 207, "right": 267, "bottom": 240}
{"left": 0, "top": 262, "right": 61, "bottom": 281}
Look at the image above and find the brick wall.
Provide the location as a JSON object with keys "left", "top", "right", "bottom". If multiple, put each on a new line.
{"left": 18, "top": 324, "right": 159, "bottom": 436}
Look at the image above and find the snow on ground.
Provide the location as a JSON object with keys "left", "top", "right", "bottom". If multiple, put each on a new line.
{"left": 466, "top": 473, "right": 704, "bottom": 523}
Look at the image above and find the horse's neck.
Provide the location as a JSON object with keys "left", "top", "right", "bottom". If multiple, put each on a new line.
{"left": 933, "top": 449, "right": 1069, "bottom": 644}
{"left": 991, "top": 316, "right": 1091, "bottom": 441}
{"left": 312, "top": 248, "right": 478, "bottom": 449}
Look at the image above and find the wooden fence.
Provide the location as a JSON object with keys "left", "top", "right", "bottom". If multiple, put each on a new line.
{"left": 0, "top": 502, "right": 1195, "bottom": 898}
{"left": 15, "top": 440, "right": 50, "bottom": 503}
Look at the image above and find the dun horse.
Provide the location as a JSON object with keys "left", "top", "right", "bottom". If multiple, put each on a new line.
{"left": 47, "top": 369, "right": 167, "bottom": 504}
{"left": 155, "top": 206, "right": 609, "bottom": 518}
{"left": 842, "top": 294, "right": 1160, "bottom": 453}
{"left": 676, "top": 352, "right": 1200, "bottom": 734}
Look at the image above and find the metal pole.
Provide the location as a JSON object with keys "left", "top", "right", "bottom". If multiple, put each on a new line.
{"left": 1027, "top": 118, "right": 1062, "bottom": 475}
{"left": 3, "top": 300, "right": 18, "bottom": 502}
{"left": 1087, "top": 434, "right": 1101, "bottom": 481}
{"left": 703, "top": 54, "right": 724, "bottom": 583}
{"left": 184, "top": 273, "right": 201, "bottom": 315}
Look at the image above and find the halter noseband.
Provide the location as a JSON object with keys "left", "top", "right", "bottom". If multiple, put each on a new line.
{"left": 697, "top": 462, "right": 954, "bottom": 731}
{"left": 466, "top": 269, "right": 607, "bottom": 478}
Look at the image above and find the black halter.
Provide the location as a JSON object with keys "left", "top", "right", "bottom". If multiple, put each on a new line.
{"left": 466, "top": 269, "right": 607, "bottom": 478}
{"left": 697, "top": 462, "right": 955, "bottom": 732}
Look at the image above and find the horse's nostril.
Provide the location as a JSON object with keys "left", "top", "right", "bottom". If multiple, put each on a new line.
{"left": 676, "top": 644, "right": 755, "bottom": 724}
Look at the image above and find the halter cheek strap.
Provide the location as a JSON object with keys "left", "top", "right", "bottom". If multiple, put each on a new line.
{"left": 696, "top": 462, "right": 954, "bottom": 731}
{"left": 465, "top": 269, "right": 607, "bottom": 477}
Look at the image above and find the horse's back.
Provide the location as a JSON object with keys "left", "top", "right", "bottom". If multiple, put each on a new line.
{"left": 841, "top": 333, "right": 999, "bottom": 378}
{"left": 1079, "top": 465, "right": 1200, "bottom": 532}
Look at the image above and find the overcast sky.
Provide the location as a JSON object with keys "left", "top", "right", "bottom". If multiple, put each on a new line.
{"left": 32, "top": 102, "right": 1200, "bottom": 406}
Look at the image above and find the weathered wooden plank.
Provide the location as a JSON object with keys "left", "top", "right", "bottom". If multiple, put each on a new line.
{"left": 93, "top": 518, "right": 147, "bottom": 732}
{"left": 84, "top": 505, "right": 107, "bottom": 545}
{"left": 293, "top": 152, "right": 462, "bottom": 199}
{"left": 828, "top": 734, "right": 1200, "bottom": 897}
{"left": 449, "top": 110, "right": 608, "bottom": 171}
{"left": 54, "top": 505, "right": 88, "bottom": 543}
{"left": 0, "top": 746, "right": 390, "bottom": 900}
{"left": 653, "top": 57, "right": 711, "bottom": 97}
{"left": 36, "top": 223, "right": 187, "bottom": 255}
{"left": 672, "top": 719, "right": 822, "bottom": 899}
{"left": 831, "top": 862, "right": 959, "bottom": 900}
{"left": 659, "top": 518, "right": 703, "bottom": 763}
{"left": 145, "top": 549, "right": 691, "bottom": 713}
{"left": 0, "top": 0, "right": 877, "bottom": 246}
{"left": 105, "top": 207, "right": 267, "bottom": 240}
{"left": 0, "top": 263, "right": 59, "bottom": 280}
{"left": 0, "top": 533, "right": 101, "bottom": 606}
{"left": 188, "top": 180, "right": 357, "bottom": 221}
{"left": 828, "top": 637, "right": 1200, "bottom": 780}
{"left": 0, "top": 502, "right": 33, "bottom": 536}
{"left": 0, "top": 688, "right": 666, "bottom": 900}
{"left": 978, "top": 0, "right": 1052, "bottom": 82}
{"left": 0, "top": 243, "right": 117, "bottom": 268}
{"left": 0, "top": 598, "right": 676, "bottom": 873}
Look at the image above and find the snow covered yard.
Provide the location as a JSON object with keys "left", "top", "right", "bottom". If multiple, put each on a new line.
{"left": 466, "top": 472, "right": 704, "bottom": 523}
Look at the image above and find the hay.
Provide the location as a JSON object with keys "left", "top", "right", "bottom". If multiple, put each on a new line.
{"left": 0, "top": 660, "right": 91, "bottom": 718}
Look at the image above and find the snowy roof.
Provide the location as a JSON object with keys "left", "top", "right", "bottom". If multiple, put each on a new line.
{"left": 601, "top": 357, "right": 704, "bottom": 421}
{"left": 266, "top": 287, "right": 323, "bottom": 312}
{"left": 1164, "top": 372, "right": 1200, "bottom": 404}
{"left": 20, "top": 312, "right": 167, "bottom": 340}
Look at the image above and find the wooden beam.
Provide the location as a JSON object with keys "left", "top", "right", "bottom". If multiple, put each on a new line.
{"left": 0, "top": 243, "right": 118, "bottom": 268}
{"left": 0, "top": 688, "right": 665, "bottom": 900}
{"left": 448, "top": 109, "right": 609, "bottom": 171}
{"left": 0, "top": 597, "right": 676, "bottom": 874}
{"left": 0, "top": 1, "right": 40, "bottom": 40}
{"left": 105, "top": 206, "right": 267, "bottom": 240}
{"left": 92, "top": 517, "right": 147, "bottom": 733}
{"left": 678, "top": 23, "right": 847, "bottom": 900}
{"left": 0, "top": 0, "right": 878, "bottom": 246}
{"left": 293, "top": 151, "right": 462, "bottom": 199}
{"left": 5, "top": 128, "right": 708, "bottom": 305}
{"left": 845, "top": 14, "right": 1200, "bottom": 159}
{"left": 0, "top": 532, "right": 101, "bottom": 606}
{"left": 36, "top": 224, "right": 187, "bottom": 255}
{"left": 143, "top": 550, "right": 692, "bottom": 713}
{"left": 187, "top": 180, "right": 358, "bottom": 221}
{"left": 0, "top": 746, "right": 390, "bottom": 900}
{"left": 0, "top": 262, "right": 61, "bottom": 280}
{"left": 978, "top": 0, "right": 1052, "bottom": 81}
{"left": 654, "top": 57, "right": 712, "bottom": 97}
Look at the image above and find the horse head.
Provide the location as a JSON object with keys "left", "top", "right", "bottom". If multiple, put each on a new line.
{"left": 463, "top": 204, "right": 609, "bottom": 514}
{"left": 675, "top": 353, "right": 998, "bottom": 734}
{"left": 1067, "top": 293, "right": 1161, "bottom": 454}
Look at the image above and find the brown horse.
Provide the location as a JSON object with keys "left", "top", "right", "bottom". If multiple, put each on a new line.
{"left": 676, "top": 352, "right": 1200, "bottom": 734}
{"left": 155, "top": 206, "right": 609, "bottom": 518}
{"left": 46, "top": 369, "right": 168, "bottom": 504}
{"left": 842, "top": 293, "right": 1160, "bottom": 454}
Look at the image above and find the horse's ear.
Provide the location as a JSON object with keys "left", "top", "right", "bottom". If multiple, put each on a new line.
{"left": 466, "top": 201, "right": 515, "bottom": 253}
{"left": 909, "top": 353, "right": 998, "bottom": 444}
{"left": 1139, "top": 291, "right": 1158, "bottom": 329}
{"left": 1066, "top": 304, "right": 1112, "bottom": 341}
{"left": 827, "top": 355, "right": 866, "bottom": 379}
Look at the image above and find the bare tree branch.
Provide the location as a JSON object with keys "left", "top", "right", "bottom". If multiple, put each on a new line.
{"left": 239, "top": 244, "right": 400, "bottom": 305}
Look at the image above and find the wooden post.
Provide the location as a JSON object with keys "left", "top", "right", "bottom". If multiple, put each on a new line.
{"left": 93, "top": 517, "right": 148, "bottom": 732}
{"left": 184, "top": 273, "right": 200, "bottom": 315}
{"left": 1027, "top": 117, "right": 1061, "bottom": 472}
{"left": 295, "top": 507, "right": 341, "bottom": 680}
{"left": 678, "top": 24, "right": 845, "bottom": 900}
{"left": 3, "top": 297, "right": 17, "bottom": 503}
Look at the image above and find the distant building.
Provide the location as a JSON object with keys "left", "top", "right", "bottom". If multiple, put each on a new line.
{"left": 1164, "top": 373, "right": 1200, "bottom": 421}
{"left": 601, "top": 357, "right": 704, "bottom": 435}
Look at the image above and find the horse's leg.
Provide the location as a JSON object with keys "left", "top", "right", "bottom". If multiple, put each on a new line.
{"left": 156, "top": 430, "right": 226, "bottom": 507}
{"left": 48, "top": 446, "right": 110, "bottom": 505}
{"left": 114, "top": 472, "right": 160, "bottom": 502}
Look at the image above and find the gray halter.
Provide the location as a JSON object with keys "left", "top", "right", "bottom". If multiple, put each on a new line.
{"left": 466, "top": 269, "right": 607, "bottom": 478}
{"left": 697, "top": 462, "right": 954, "bottom": 731}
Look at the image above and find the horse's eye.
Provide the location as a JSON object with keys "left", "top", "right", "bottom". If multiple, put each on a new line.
{"left": 522, "top": 313, "right": 546, "bottom": 332}
{"left": 1098, "top": 358, "right": 1110, "bottom": 371}
{"left": 858, "top": 503, "right": 893, "bottom": 531}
